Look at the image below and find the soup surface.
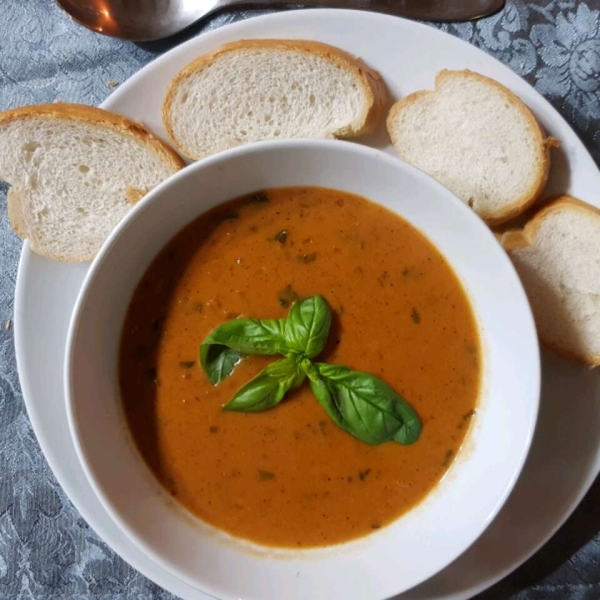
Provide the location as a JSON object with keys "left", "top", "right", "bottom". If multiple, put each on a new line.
{"left": 120, "top": 187, "right": 480, "bottom": 548}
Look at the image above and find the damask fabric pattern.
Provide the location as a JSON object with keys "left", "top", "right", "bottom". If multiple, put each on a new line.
{"left": 0, "top": 0, "right": 598, "bottom": 598}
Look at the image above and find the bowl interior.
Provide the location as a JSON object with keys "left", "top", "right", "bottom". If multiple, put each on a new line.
{"left": 66, "top": 140, "right": 540, "bottom": 600}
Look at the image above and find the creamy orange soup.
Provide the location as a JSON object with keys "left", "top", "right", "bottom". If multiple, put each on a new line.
{"left": 119, "top": 187, "right": 480, "bottom": 548}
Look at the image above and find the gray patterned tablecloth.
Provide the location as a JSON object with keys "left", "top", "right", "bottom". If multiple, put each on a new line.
{"left": 1, "top": 1, "right": 599, "bottom": 598}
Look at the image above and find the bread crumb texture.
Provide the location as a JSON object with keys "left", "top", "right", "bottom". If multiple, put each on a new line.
{"left": 388, "top": 70, "right": 552, "bottom": 225}
{"left": 503, "top": 197, "right": 600, "bottom": 365}
{"left": 163, "top": 40, "right": 387, "bottom": 159}
{"left": 0, "top": 105, "right": 183, "bottom": 261}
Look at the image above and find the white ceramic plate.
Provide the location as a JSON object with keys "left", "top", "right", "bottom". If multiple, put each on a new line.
{"left": 14, "top": 9, "right": 600, "bottom": 600}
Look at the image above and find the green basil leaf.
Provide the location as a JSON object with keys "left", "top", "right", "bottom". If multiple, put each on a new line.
{"left": 224, "top": 358, "right": 305, "bottom": 412}
{"left": 283, "top": 295, "right": 332, "bottom": 359}
{"left": 199, "top": 346, "right": 244, "bottom": 386}
{"left": 200, "top": 318, "right": 287, "bottom": 384}
{"left": 308, "top": 363, "right": 422, "bottom": 445}
{"left": 297, "top": 357, "right": 318, "bottom": 379}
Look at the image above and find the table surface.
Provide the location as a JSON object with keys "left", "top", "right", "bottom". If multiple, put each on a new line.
{"left": 1, "top": 1, "right": 599, "bottom": 598}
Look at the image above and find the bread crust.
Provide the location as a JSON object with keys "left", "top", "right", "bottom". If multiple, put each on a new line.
{"left": 501, "top": 195, "right": 600, "bottom": 366}
{"left": 162, "top": 39, "right": 390, "bottom": 160}
{"left": 0, "top": 103, "right": 185, "bottom": 262}
{"left": 387, "top": 69, "right": 558, "bottom": 226}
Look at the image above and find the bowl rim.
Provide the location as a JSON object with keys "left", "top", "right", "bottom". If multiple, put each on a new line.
{"left": 64, "top": 138, "right": 541, "bottom": 599}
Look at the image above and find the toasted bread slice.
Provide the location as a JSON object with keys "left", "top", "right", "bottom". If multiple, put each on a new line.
{"left": 387, "top": 70, "right": 557, "bottom": 225}
{"left": 502, "top": 196, "right": 600, "bottom": 365}
{"left": 0, "top": 104, "right": 184, "bottom": 261}
{"left": 162, "top": 39, "right": 389, "bottom": 160}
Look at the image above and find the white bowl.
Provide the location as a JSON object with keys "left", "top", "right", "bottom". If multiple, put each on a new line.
{"left": 65, "top": 139, "right": 540, "bottom": 600}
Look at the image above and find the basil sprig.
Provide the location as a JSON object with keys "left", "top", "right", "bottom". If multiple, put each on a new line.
{"left": 199, "top": 296, "right": 422, "bottom": 445}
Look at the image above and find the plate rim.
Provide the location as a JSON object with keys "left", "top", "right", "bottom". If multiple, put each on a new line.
{"left": 13, "top": 8, "right": 600, "bottom": 600}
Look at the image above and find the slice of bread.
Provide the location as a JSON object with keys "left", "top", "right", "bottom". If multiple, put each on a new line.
{"left": 387, "top": 70, "right": 557, "bottom": 225}
{"left": 502, "top": 196, "right": 600, "bottom": 365}
{"left": 0, "top": 104, "right": 184, "bottom": 262}
{"left": 162, "top": 39, "right": 389, "bottom": 160}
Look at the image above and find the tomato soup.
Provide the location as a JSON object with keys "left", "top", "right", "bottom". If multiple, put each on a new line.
{"left": 119, "top": 187, "right": 481, "bottom": 548}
